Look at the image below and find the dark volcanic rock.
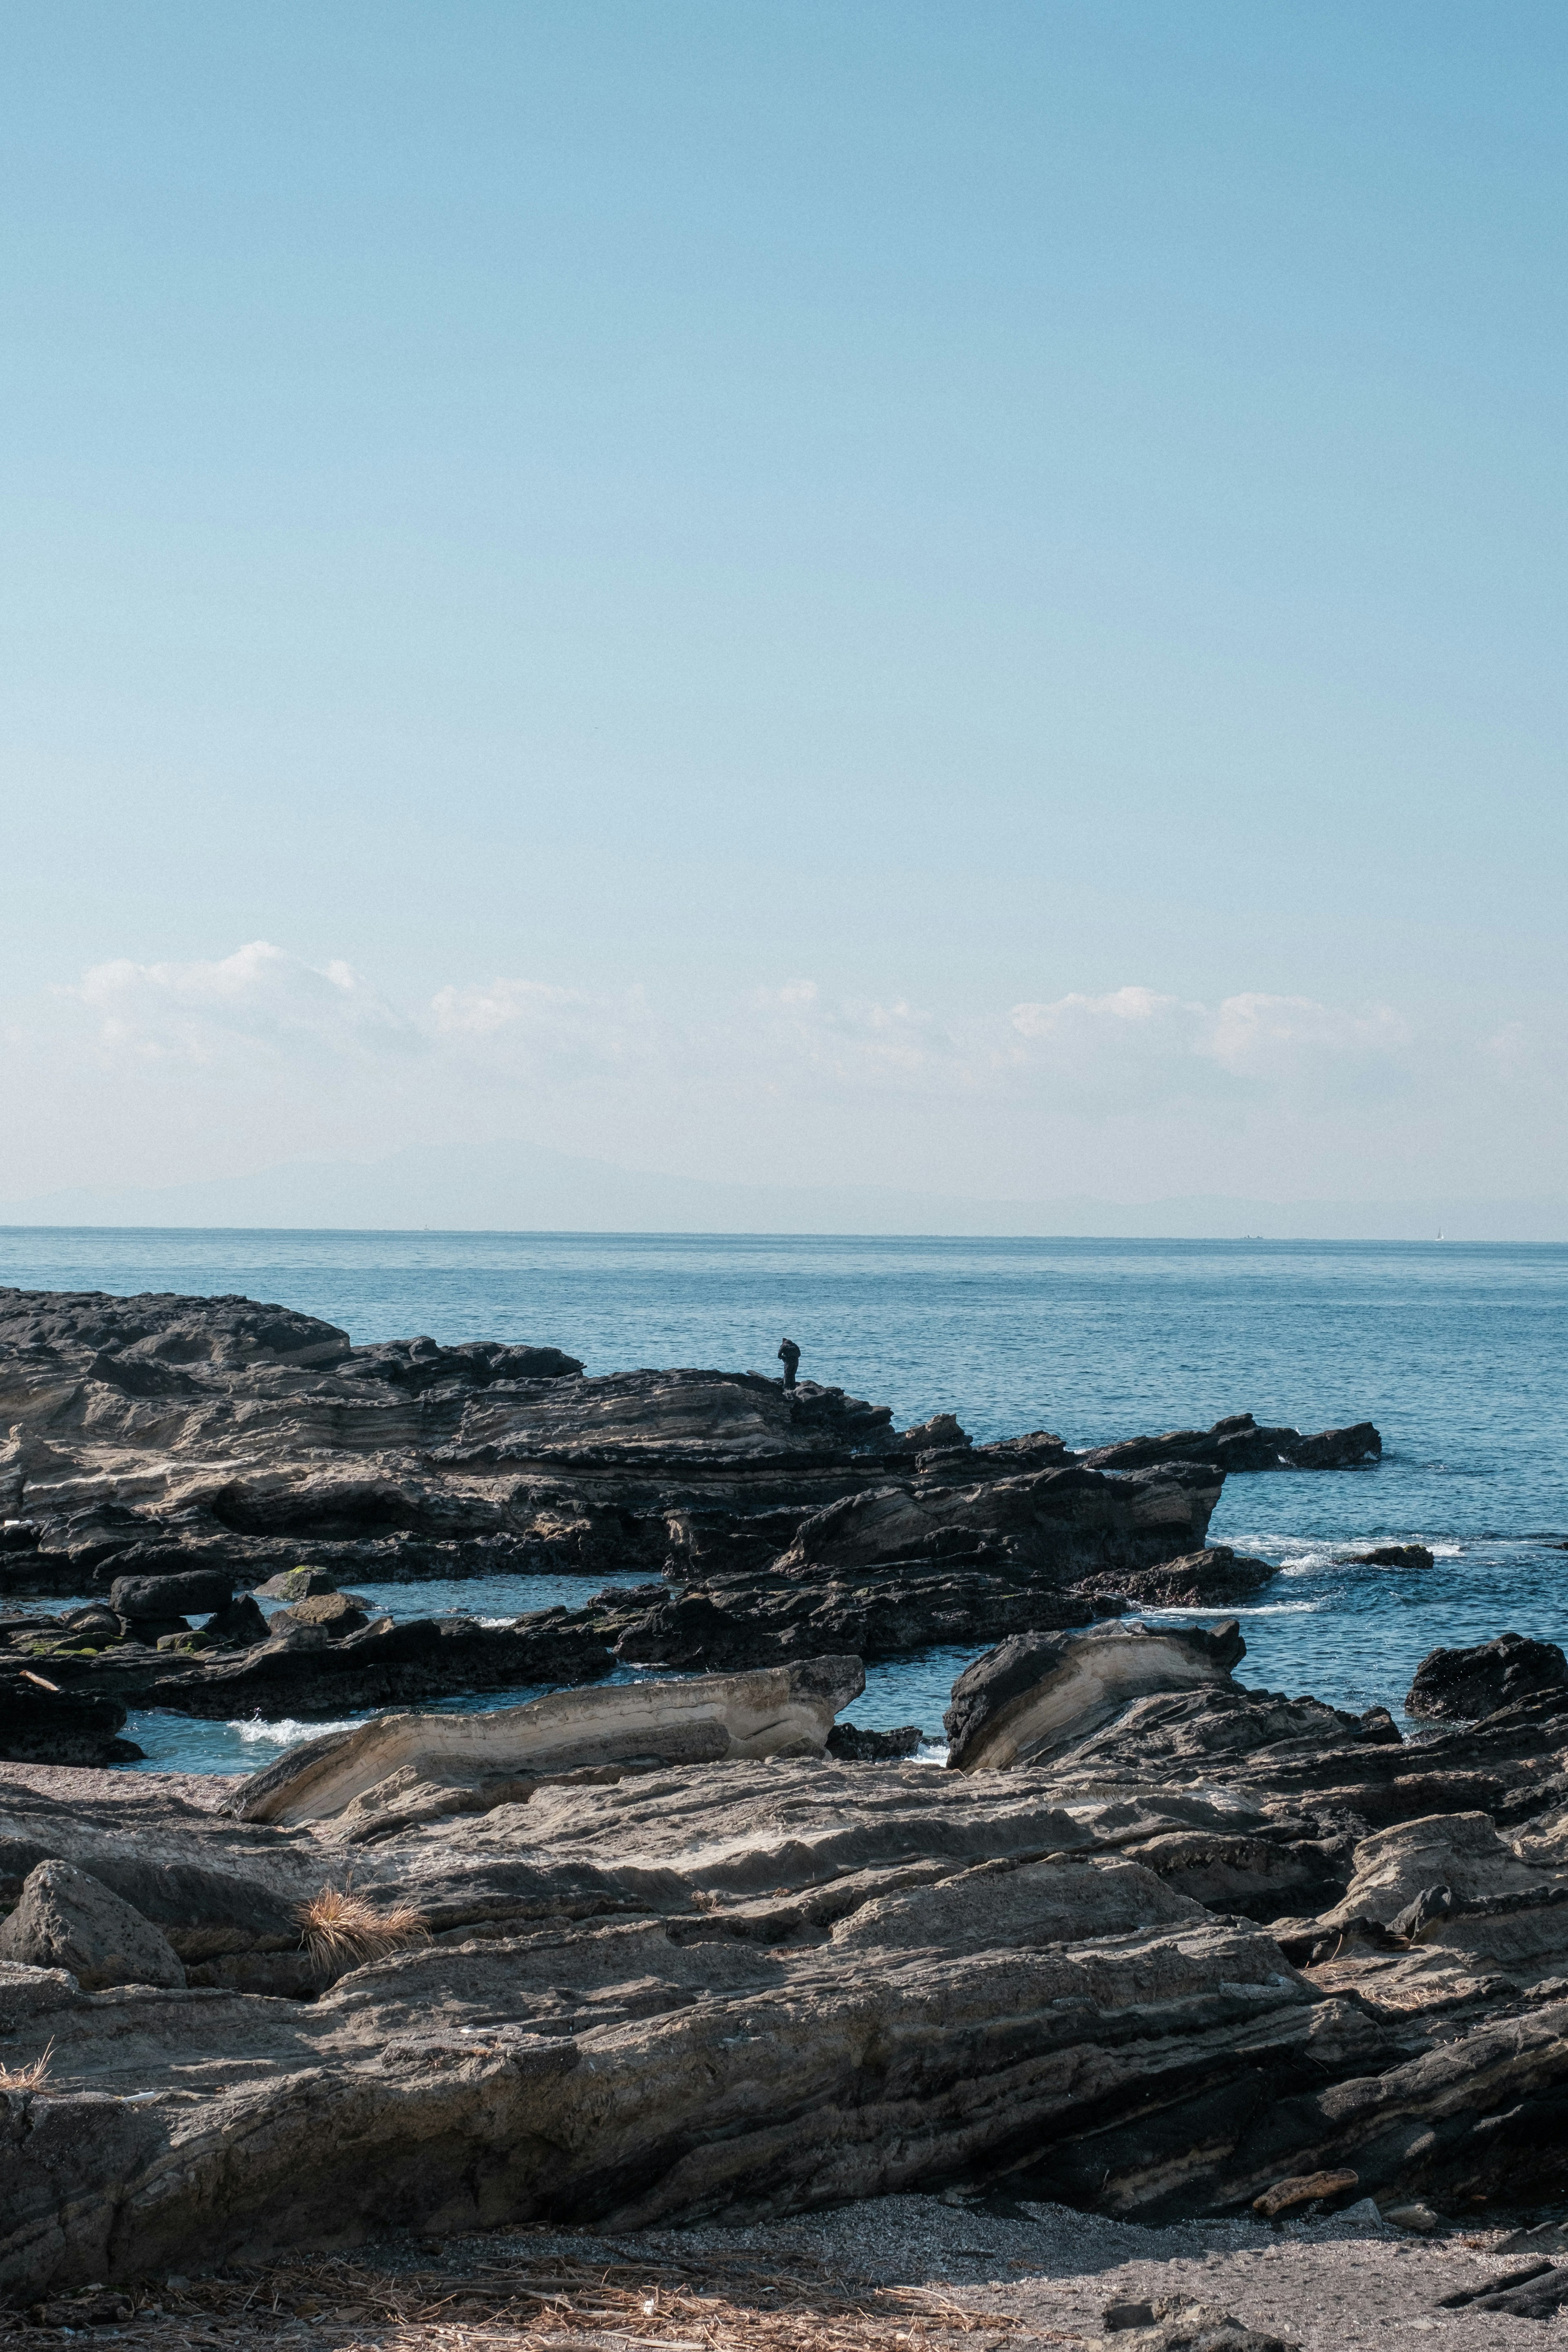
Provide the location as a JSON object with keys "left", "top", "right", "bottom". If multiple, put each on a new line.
{"left": 1078, "top": 1412, "right": 1381, "bottom": 1474}
{"left": 1085, "top": 1546, "right": 1278, "bottom": 1609}
{"left": 770, "top": 1461, "right": 1222, "bottom": 1584}
{"left": 601, "top": 1560, "right": 1098, "bottom": 1675}
{"left": 825, "top": 1722, "right": 923, "bottom": 1760}
{"left": 1348, "top": 1545, "right": 1435, "bottom": 1570}
{"left": 201, "top": 1592, "right": 270, "bottom": 1648}
{"left": 0, "top": 1608, "right": 617, "bottom": 1724}
{"left": 1406, "top": 1631, "right": 1568, "bottom": 1722}
{"left": 109, "top": 1570, "right": 233, "bottom": 1620}
{"left": 0, "top": 1679, "right": 140, "bottom": 1766}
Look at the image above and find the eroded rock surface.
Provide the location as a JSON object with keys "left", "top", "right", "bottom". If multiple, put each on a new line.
{"left": 234, "top": 1655, "right": 867, "bottom": 1834}
{"left": 0, "top": 1288, "right": 906, "bottom": 1595}
{"left": 6, "top": 1617, "right": 1568, "bottom": 2292}
{"left": 944, "top": 1622, "right": 1247, "bottom": 1771}
{"left": 0, "top": 1856, "right": 184, "bottom": 1989}
{"left": 1, "top": 1288, "right": 1260, "bottom": 1728}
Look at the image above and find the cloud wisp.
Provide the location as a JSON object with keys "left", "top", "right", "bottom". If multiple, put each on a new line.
{"left": 8, "top": 937, "right": 1549, "bottom": 1206}
{"left": 58, "top": 940, "right": 1417, "bottom": 1110}
{"left": 1010, "top": 985, "right": 1409, "bottom": 1099}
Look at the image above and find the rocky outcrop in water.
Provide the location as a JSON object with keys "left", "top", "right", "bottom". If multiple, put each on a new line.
{"left": 0, "top": 1293, "right": 1377, "bottom": 1610}
{"left": 1406, "top": 1631, "right": 1568, "bottom": 1722}
{"left": 0, "top": 1442, "right": 1225, "bottom": 1737}
{"left": 1079, "top": 1545, "right": 1280, "bottom": 1610}
{"left": 0, "top": 1289, "right": 1254, "bottom": 1733}
{"left": 0, "top": 1288, "right": 910, "bottom": 1592}
{"left": 5, "top": 1619, "right": 1568, "bottom": 2294}
{"left": 1078, "top": 1411, "right": 1381, "bottom": 1474}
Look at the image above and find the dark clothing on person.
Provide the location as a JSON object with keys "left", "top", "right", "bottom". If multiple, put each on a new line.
{"left": 777, "top": 1338, "right": 801, "bottom": 1389}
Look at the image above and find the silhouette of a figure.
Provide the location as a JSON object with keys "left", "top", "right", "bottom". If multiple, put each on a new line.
{"left": 777, "top": 1336, "right": 801, "bottom": 1390}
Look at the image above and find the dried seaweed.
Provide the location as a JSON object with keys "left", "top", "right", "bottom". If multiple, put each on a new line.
{"left": 4, "top": 2242, "right": 1022, "bottom": 2351}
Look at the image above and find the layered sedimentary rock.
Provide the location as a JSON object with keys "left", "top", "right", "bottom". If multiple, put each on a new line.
{"left": 0, "top": 1450, "right": 1227, "bottom": 1740}
{"left": 5, "top": 1626, "right": 1568, "bottom": 2294}
{"left": 0, "top": 1288, "right": 906, "bottom": 1592}
{"left": 0, "top": 1290, "right": 1251, "bottom": 1735}
{"left": 234, "top": 1655, "right": 866, "bottom": 1834}
{"left": 943, "top": 1622, "right": 1249, "bottom": 1770}
{"left": 0, "top": 1292, "right": 1374, "bottom": 1610}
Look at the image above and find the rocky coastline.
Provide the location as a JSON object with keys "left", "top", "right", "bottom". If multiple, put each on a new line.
{"left": 4, "top": 1615, "right": 1568, "bottom": 2301}
{"left": 10, "top": 1283, "right": 1565, "bottom": 2312}
{"left": 1, "top": 1288, "right": 1378, "bottom": 1748}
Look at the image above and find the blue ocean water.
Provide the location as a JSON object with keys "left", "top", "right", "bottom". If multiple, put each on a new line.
{"left": 3, "top": 1227, "right": 1565, "bottom": 1772}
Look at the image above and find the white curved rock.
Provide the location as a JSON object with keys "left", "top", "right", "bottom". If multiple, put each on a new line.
{"left": 237, "top": 1655, "right": 866, "bottom": 1827}
{"left": 945, "top": 1622, "right": 1244, "bottom": 1772}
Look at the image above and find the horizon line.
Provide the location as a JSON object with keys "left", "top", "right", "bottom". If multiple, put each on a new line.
{"left": 2, "top": 1223, "right": 1564, "bottom": 1248}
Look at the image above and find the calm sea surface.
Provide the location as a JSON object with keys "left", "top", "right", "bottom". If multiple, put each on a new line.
{"left": 3, "top": 1228, "right": 1565, "bottom": 1773}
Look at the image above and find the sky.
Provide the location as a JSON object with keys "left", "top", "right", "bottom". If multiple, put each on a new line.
{"left": 4, "top": 2, "right": 1566, "bottom": 1229}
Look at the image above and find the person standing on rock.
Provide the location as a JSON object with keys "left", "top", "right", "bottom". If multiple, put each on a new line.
{"left": 777, "top": 1337, "right": 801, "bottom": 1390}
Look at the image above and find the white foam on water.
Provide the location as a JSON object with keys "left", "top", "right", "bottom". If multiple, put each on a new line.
{"left": 229, "top": 1714, "right": 367, "bottom": 1749}
{"left": 1140, "top": 1599, "right": 1321, "bottom": 1619}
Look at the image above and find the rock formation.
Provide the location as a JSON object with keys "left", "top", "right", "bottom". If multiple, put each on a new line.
{"left": 234, "top": 1655, "right": 866, "bottom": 1833}
{"left": 5, "top": 1624, "right": 1568, "bottom": 2296}
{"left": 942, "top": 1621, "right": 1248, "bottom": 1769}
{"left": 0, "top": 1292, "right": 1375, "bottom": 1614}
{"left": 1078, "top": 1412, "right": 1381, "bottom": 1474}
{"left": 1405, "top": 1630, "right": 1568, "bottom": 1722}
{"left": 2, "top": 1287, "right": 1327, "bottom": 1740}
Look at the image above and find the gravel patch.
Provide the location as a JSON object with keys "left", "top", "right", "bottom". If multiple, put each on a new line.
{"left": 538, "top": 2192, "right": 1568, "bottom": 2350}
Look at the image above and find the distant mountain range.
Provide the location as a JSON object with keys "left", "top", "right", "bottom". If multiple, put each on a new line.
{"left": 1, "top": 1140, "right": 1564, "bottom": 1240}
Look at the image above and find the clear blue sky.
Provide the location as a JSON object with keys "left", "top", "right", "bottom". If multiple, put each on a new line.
{"left": 4, "top": 4, "right": 1566, "bottom": 1220}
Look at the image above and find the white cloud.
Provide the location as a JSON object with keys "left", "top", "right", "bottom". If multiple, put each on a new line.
{"left": 1010, "top": 984, "right": 1408, "bottom": 1100}
{"left": 430, "top": 979, "right": 588, "bottom": 1040}
{"left": 745, "top": 984, "right": 967, "bottom": 1091}
{"left": 17, "top": 939, "right": 1560, "bottom": 1208}
{"left": 1204, "top": 993, "right": 1408, "bottom": 1080}
{"left": 70, "top": 941, "right": 416, "bottom": 1064}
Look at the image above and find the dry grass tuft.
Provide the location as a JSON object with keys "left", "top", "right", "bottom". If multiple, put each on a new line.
{"left": 0, "top": 2040, "right": 51, "bottom": 2094}
{"left": 298, "top": 1886, "right": 430, "bottom": 1973}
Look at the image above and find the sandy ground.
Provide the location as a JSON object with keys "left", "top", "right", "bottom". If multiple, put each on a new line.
{"left": 10, "top": 2194, "right": 1567, "bottom": 2351}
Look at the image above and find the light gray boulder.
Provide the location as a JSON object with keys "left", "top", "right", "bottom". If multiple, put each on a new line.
{"left": 0, "top": 1858, "right": 185, "bottom": 1990}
